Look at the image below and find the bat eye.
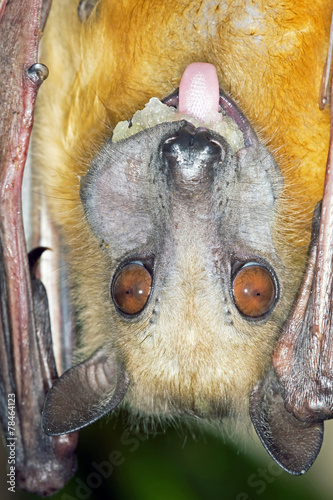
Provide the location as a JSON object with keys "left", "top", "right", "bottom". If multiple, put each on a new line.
{"left": 232, "top": 263, "right": 276, "bottom": 318}
{"left": 112, "top": 262, "right": 152, "bottom": 315}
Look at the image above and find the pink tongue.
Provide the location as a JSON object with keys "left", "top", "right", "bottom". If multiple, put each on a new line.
{"left": 178, "top": 62, "right": 220, "bottom": 124}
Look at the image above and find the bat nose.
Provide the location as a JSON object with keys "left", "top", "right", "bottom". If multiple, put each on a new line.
{"left": 161, "top": 123, "right": 226, "bottom": 190}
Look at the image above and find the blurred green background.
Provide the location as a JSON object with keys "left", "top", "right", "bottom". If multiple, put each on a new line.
{"left": 1, "top": 413, "right": 332, "bottom": 500}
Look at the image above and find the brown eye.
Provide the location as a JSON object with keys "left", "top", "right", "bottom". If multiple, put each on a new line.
{"left": 232, "top": 264, "right": 276, "bottom": 318}
{"left": 112, "top": 263, "right": 152, "bottom": 315}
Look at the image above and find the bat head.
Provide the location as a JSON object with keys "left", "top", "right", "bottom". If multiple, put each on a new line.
{"left": 43, "top": 64, "right": 296, "bottom": 449}
{"left": 79, "top": 114, "right": 285, "bottom": 414}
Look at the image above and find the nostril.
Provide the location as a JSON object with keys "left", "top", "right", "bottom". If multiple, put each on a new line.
{"left": 161, "top": 135, "right": 179, "bottom": 157}
{"left": 196, "top": 131, "right": 226, "bottom": 161}
{"left": 206, "top": 137, "right": 225, "bottom": 157}
{"left": 163, "top": 135, "right": 178, "bottom": 146}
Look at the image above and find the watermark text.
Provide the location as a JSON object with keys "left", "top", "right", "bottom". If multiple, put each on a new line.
{"left": 7, "top": 393, "right": 16, "bottom": 493}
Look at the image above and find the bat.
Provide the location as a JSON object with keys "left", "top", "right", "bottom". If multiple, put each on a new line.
{"left": 1, "top": 0, "right": 333, "bottom": 495}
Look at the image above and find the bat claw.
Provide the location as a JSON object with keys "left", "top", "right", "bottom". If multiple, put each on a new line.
{"left": 27, "top": 63, "right": 49, "bottom": 85}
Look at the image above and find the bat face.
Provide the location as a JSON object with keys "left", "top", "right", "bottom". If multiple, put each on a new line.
{"left": 42, "top": 70, "right": 302, "bottom": 437}
{"left": 78, "top": 111, "right": 287, "bottom": 419}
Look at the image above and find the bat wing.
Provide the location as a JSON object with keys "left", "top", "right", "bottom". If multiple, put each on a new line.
{"left": 0, "top": 0, "right": 78, "bottom": 495}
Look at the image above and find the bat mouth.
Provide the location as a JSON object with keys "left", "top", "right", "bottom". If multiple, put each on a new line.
{"left": 162, "top": 62, "right": 258, "bottom": 148}
{"left": 162, "top": 89, "right": 257, "bottom": 148}
{"left": 111, "top": 63, "right": 257, "bottom": 151}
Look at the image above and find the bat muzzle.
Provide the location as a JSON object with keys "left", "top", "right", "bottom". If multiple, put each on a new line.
{"left": 161, "top": 122, "right": 227, "bottom": 193}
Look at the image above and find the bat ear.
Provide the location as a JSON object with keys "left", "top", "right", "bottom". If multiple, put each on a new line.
{"left": 42, "top": 347, "right": 129, "bottom": 436}
{"left": 249, "top": 369, "right": 323, "bottom": 475}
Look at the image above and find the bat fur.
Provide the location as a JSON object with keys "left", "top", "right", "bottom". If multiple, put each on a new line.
{"left": 32, "top": 0, "right": 332, "bottom": 429}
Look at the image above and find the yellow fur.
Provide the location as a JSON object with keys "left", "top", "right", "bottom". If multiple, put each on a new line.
{"left": 33, "top": 0, "right": 332, "bottom": 419}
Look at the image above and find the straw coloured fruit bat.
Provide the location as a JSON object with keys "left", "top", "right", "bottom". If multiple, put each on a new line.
{"left": 1, "top": 0, "right": 333, "bottom": 495}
